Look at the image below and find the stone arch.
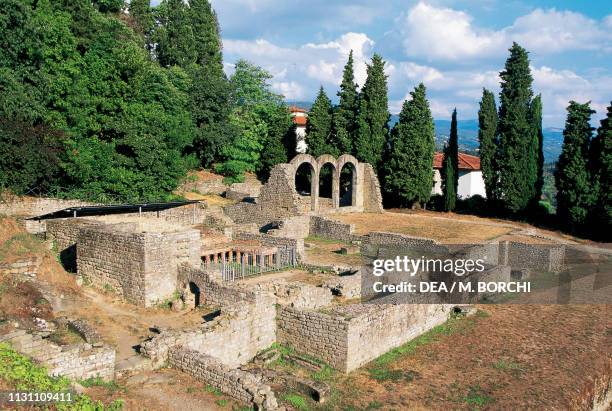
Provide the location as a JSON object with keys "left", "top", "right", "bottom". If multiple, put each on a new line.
{"left": 336, "top": 154, "right": 361, "bottom": 209}
{"left": 316, "top": 155, "right": 339, "bottom": 209}
{"left": 289, "top": 154, "right": 319, "bottom": 211}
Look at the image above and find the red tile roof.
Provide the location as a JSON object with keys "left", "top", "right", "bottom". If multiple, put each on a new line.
{"left": 293, "top": 116, "right": 307, "bottom": 126}
{"left": 289, "top": 106, "right": 307, "bottom": 113}
{"left": 433, "top": 152, "right": 481, "bottom": 170}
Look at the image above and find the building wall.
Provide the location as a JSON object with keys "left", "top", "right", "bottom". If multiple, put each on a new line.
{"left": 432, "top": 169, "right": 487, "bottom": 199}
{"left": 77, "top": 225, "right": 200, "bottom": 307}
{"left": 309, "top": 216, "right": 355, "bottom": 242}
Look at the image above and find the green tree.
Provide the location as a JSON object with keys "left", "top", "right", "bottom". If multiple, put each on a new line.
{"left": 307, "top": 87, "right": 333, "bottom": 157}
{"left": 554, "top": 101, "right": 595, "bottom": 232}
{"left": 496, "top": 42, "right": 538, "bottom": 213}
{"left": 442, "top": 108, "right": 458, "bottom": 211}
{"left": 218, "top": 60, "right": 291, "bottom": 181}
{"left": 128, "top": 0, "right": 153, "bottom": 43}
{"left": 478, "top": 88, "right": 498, "bottom": 201}
{"left": 189, "top": 0, "right": 222, "bottom": 68}
{"left": 355, "top": 54, "right": 389, "bottom": 170}
{"left": 384, "top": 84, "right": 435, "bottom": 208}
{"left": 330, "top": 50, "right": 358, "bottom": 155}
{"left": 154, "top": 0, "right": 197, "bottom": 67}
{"left": 215, "top": 109, "right": 264, "bottom": 183}
{"left": 588, "top": 102, "right": 612, "bottom": 240}
{"left": 529, "top": 94, "right": 544, "bottom": 207}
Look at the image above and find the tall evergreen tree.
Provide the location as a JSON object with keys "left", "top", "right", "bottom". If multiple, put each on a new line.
{"left": 154, "top": 0, "right": 197, "bottom": 67}
{"left": 354, "top": 54, "right": 389, "bottom": 170}
{"left": 496, "top": 42, "right": 537, "bottom": 213}
{"left": 554, "top": 101, "right": 595, "bottom": 232}
{"left": 529, "top": 94, "right": 544, "bottom": 206}
{"left": 384, "top": 84, "right": 435, "bottom": 208}
{"left": 478, "top": 88, "right": 498, "bottom": 201}
{"left": 588, "top": 102, "right": 612, "bottom": 240}
{"left": 189, "top": 0, "right": 222, "bottom": 69}
{"left": 330, "top": 50, "right": 358, "bottom": 155}
{"left": 129, "top": 0, "right": 153, "bottom": 41}
{"left": 442, "top": 109, "right": 458, "bottom": 211}
{"left": 307, "top": 87, "right": 333, "bottom": 157}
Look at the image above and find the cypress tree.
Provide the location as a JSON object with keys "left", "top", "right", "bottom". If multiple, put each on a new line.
{"left": 354, "top": 54, "right": 390, "bottom": 170}
{"left": 384, "top": 84, "right": 435, "bottom": 208}
{"left": 154, "top": 0, "right": 197, "bottom": 67}
{"left": 496, "top": 42, "right": 537, "bottom": 213}
{"left": 442, "top": 108, "right": 458, "bottom": 211}
{"left": 189, "top": 0, "right": 222, "bottom": 69}
{"left": 478, "top": 88, "right": 498, "bottom": 201}
{"left": 307, "top": 87, "right": 333, "bottom": 157}
{"left": 529, "top": 94, "right": 544, "bottom": 206}
{"left": 129, "top": 0, "right": 153, "bottom": 42}
{"left": 588, "top": 102, "right": 612, "bottom": 240}
{"left": 330, "top": 50, "right": 358, "bottom": 155}
{"left": 554, "top": 101, "right": 595, "bottom": 232}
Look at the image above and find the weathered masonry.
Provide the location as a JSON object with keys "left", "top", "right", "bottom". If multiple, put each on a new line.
{"left": 224, "top": 154, "right": 383, "bottom": 225}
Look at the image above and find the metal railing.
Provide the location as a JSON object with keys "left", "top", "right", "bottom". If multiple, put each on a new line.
{"left": 203, "top": 246, "right": 297, "bottom": 282}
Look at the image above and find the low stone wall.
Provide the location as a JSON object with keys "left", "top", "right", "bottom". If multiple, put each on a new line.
{"left": 309, "top": 216, "right": 355, "bottom": 242}
{"left": 501, "top": 241, "right": 565, "bottom": 272}
{"left": 0, "top": 197, "right": 93, "bottom": 217}
{"left": 0, "top": 256, "right": 41, "bottom": 280}
{"left": 365, "top": 231, "right": 439, "bottom": 248}
{"left": 323, "top": 272, "right": 362, "bottom": 299}
{"left": 278, "top": 303, "right": 454, "bottom": 372}
{"left": 77, "top": 225, "right": 200, "bottom": 307}
{"left": 0, "top": 329, "right": 115, "bottom": 381}
{"left": 253, "top": 281, "right": 333, "bottom": 310}
{"left": 168, "top": 347, "right": 278, "bottom": 410}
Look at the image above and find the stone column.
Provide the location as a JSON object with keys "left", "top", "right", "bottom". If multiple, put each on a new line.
{"left": 332, "top": 167, "right": 340, "bottom": 209}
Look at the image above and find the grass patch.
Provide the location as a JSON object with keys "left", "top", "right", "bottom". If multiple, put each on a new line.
{"left": 312, "top": 364, "right": 334, "bottom": 382}
{"left": 48, "top": 326, "right": 85, "bottom": 346}
{"left": 205, "top": 384, "right": 223, "bottom": 396}
{"left": 463, "top": 384, "right": 494, "bottom": 408}
{"left": 216, "top": 398, "right": 228, "bottom": 407}
{"left": 305, "top": 235, "right": 350, "bottom": 245}
{"left": 282, "top": 392, "right": 309, "bottom": 410}
{"left": 0, "top": 342, "right": 124, "bottom": 410}
{"left": 79, "top": 376, "right": 124, "bottom": 392}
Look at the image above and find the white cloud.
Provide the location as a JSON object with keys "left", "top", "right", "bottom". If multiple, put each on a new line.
{"left": 396, "top": 3, "right": 612, "bottom": 61}
{"left": 272, "top": 81, "right": 306, "bottom": 100}
{"left": 223, "top": 32, "right": 375, "bottom": 89}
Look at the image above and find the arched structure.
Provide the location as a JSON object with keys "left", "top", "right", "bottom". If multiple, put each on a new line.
{"left": 224, "top": 154, "right": 383, "bottom": 225}
{"left": 288, "top": 154, "right": 367, "bottom": 212}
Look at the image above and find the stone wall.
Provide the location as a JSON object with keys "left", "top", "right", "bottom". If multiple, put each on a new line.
{"left": 253, "top": 281, "right": 333, "bottom": 310}
{"left": 309, "top": 216, "right": 355, "bottom": 242}
{"left": 143, "top": 265, "right": 277, "bottom": 368}
{"left": 168, "top": 347, "right": 278, "bottom": 410}
{"left": 278, "top": 303, "right": 454, "bottom": 372}
{"left": 361, "top": 163, "right": 384, "bottom": 212}
{"left": 77, "top": 224, "right": 200, "bottom": 307}
{"left": 0, "top": 256, "right": 41, "bottom": 280}
{"left": 0, "top": 197, "right": 93, "bottom": 217}
{"left": 46, "top": 219, "right": 103, "bottom": 272}
{"left": 501, "top": 241, "right": 565, "bottom": 272}
{"left": 0, "top": 329, "right": 115, "bottom": 381}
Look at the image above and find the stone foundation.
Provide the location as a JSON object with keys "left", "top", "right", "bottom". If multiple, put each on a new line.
{"left": 0, "top": 329, "right": 115, "bottom": 381}
{"left": 168, "top": 347, "right": 278, "bottom": 410}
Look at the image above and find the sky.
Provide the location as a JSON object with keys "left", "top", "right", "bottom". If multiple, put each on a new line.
{"left": 156, "top": 0, "right": 612, "bottom": 127}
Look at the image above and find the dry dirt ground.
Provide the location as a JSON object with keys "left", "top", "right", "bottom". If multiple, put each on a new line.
{"left": 287, "top": 304, "right": 610, "bottom": 411}
{"left": 304, "top": 237, "right": 365, "bottom": 267}
{"left": 330, "top": 211, "right": 565, "bottom": 244}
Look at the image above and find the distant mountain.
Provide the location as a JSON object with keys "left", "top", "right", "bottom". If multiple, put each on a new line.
{"left": 390, "top": 115, "right": 563, "bottom": 162}
{"left": 289, "top": 106, "right": 563, "bottom": 163}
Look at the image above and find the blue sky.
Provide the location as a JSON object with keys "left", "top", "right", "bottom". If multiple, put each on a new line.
{"left": 155, "top": 0, "right": 612, "bottom": 126}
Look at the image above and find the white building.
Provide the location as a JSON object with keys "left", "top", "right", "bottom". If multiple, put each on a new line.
{"left": 289, "top": 106, "right": 308, "bottom": 154}
{"left": 432, "top": 152, "right": 487, "bottom": 198}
